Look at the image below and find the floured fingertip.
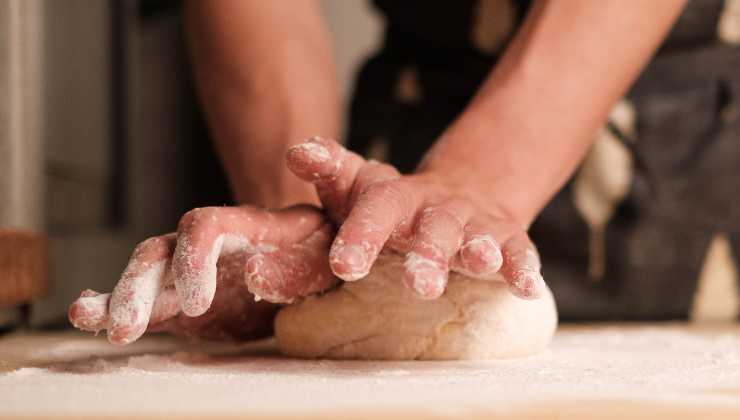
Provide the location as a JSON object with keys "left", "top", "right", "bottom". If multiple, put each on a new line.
{"left": 176, "top": 287, "right": 214, "bottom": 317}
{"left": 403, "top": 252, "right": 447, "bottom": 299}
{"left": 459, "top": 234, "right": 503, "bottom": 276}
{"left": 286, "top": 136, "right": 339, "bottom": 181}
{"left": 68, "top": 291, "right": 110, "bottom": 332}
{"left": 108, "top": 323, "right": 147, "bottom": 346}
{"left": 244, "top": 254, "right": 291, "bottom": 303}
{"left": 329, "top": 240, "right": 373, "bottom": 281}
{"left": 173, "top": 235, "right": 223, "bottom": 317}
{"left": 508, "top": 269, "right": 545, "bottom": 300}
{"left": 294, "top": 137, "right": 331, "bottom": 161}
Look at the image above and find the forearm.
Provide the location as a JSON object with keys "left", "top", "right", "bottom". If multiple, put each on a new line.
{"left": 419, "top": 0, "right": 685, "bottom": 226}
{"left": 184, "top": 0, "right": 339, "bottom": 207}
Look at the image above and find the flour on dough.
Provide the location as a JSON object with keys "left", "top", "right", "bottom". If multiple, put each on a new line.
{"left": 275, "top": 254, "right": 558, "bottom": 360}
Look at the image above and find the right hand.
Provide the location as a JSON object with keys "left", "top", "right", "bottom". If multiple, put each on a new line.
{"left": 285, "top": 137, "right": 546, "bottom": 300}
{"left": 69, "top": 205, "right": 338, "bottom": 345}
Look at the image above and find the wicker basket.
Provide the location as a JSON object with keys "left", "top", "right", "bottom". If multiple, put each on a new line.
{"left": 0, "top": 229, "right": 48, "bottom": 306}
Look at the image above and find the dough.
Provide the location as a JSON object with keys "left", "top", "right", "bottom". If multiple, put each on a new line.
{"left": 275, "top": 254, "right": 558, "bottom": 360}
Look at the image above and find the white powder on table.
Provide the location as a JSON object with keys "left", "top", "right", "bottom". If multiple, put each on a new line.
{"left": 1, "top": 325, "right": 740, "bottom": 417}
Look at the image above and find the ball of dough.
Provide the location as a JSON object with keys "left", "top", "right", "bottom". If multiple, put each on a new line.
{"left": 275, "top": 254, "right": 558, "bottom": 360}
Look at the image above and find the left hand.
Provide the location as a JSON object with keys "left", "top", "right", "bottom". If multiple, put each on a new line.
{"left": 286, "top": 137, "right": 546, "bottom": 300}
{"left": 69, "top": 205, "right": 338, "bottom": 344}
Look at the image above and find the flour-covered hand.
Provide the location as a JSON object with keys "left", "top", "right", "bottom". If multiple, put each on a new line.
{"left": 287, "top": 137, "right": 545, "bottom": 300}
{"left": 69, "top": 205, "right": 337, "bottom": 345}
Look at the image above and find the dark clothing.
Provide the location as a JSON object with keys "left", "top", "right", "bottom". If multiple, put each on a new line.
{"left": 347, "top": 0, "right": 740, "bottom": 320}
{"left": 348, "top": 0, "right": 530, "bottom": 172}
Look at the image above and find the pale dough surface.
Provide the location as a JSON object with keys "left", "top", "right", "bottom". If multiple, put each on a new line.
{"left": 275, "top": 254, "right": 558, "bottom": 360}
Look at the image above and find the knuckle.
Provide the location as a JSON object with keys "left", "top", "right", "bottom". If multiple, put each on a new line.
{"left": 236, "top": 204, "right": 265, "bottom": 220}
{"left": 373, "top": 161, "right": 399, "bottom": 176}
{"left": 420, "top": 205, "right": 464, "bottom": 231}
{"left": 178, "top": 208, "right": 200, "bottom": 229}
{"left": 196, "top": 206, "right": 220, "bottom": 220}
{"left": 134, "top": 237, "right": 160, "bottom": 254}
{"left": 364, "top": 179, "right": 405, "bottom": 203}
{"left": 357, "top": 181, "right": 412, "bottom": 220}
{"left": 178, "top": 207, "right": 218, "bottom": 230}
{"left": 131, "top": 236, "right": 172, "bottom": 260}
{"left": 280, "top": 203, "right": 320, "bottom": 216}
{"left": 413, "top": 240, "right": 447, "bottom": 262}
{"left": 357, "top": 162, "right": 401, "bottom": 189}
{"left": 238, "top": 204, "right": 260, "bottom": 213}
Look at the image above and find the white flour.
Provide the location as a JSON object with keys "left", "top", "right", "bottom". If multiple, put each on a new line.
{"left": 1, "top": 324, "right": 740, "bottom": 416}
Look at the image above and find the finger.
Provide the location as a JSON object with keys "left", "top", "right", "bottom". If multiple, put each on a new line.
{"left": 403, "top": 202, "right": 471, "bottom": 299}
{"left": 145, "top": 287, "right": 182, "bottom": 326}
{"left": 273, "top": 204, "right": 334, "bottom": 242}
{"left": 451, "top": 224, "right": 504, "bottom": 279}
{"left": 172, "top": 207, "right": 277, "bottom": 317}
{"left": 107, "top": 234, "right": 176, "bottom": 345}
{"left": 69, "top": 290, "right": 110, "bottom": 333}
{"left": 347, "top": 159, "right": 402, "bottom": 210}
{"left": 171, "top": 206, "right": 324, "bottom": 317}
{"left": 500, "top": 233, "right": 546, "bottom": 299}
{"left": 330, "top": 179, "right": 419, "bottom": 281}
{"left": 245, "top": 223, "right": 339, "bottom": 303}
{"left": 286, "top": 136, "right": 365, "bottom": 220}
{"left": 69, "top": 288, "right": 182, "bottom": 339}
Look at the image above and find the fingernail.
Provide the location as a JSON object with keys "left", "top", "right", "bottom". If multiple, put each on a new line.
{"left": 68, "top": 292, "right": 109, "bottom": 332}
{"left": 244, "top": 254, "right": 287, "bottom": 303}
{"left": 461, "top": 235, "right": 503, "bottom": 274}
{"left": 173, "top": 237, "right": 221, "bottom": 317}
{"left": 291, "top": 140, "right": 331, "bottom": 163}
{"left": 510, "top": 269, "right": 545, "bottom": 299}
{"left": 177, "top": 286, "right": 212, "bottom": 317}
{"left": 330, "top": 243, "right": 370, "bottom": 281}
{"left": 404, "top": 253, "right": 446, "bottom": 299}
{"left": 108, "top": 323, "right": 146, "bottom": 346}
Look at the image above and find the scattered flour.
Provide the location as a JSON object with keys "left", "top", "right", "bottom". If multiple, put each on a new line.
{"left": 1, "top": 325, "right": 740, "bottom": 416}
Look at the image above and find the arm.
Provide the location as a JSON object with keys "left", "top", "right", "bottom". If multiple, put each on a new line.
{"left": 419, "top": 0, "right": 686, "bottom": 227}
{"left": 183, "top": 0, "right": 339, "bottom": 207}
{"left": 282, "top": 1, "right": 686, "bottom": 301}
{"left": 68, "top": 2, "right": 344, "bottom": 344}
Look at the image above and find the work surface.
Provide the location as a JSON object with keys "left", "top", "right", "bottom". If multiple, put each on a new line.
{"left": 1, "top": 324, "right": 740, "bottom": 419}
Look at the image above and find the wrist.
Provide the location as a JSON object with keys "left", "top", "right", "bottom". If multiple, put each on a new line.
{"left": 232, "top": 174, "right": 318, "bottom": 209}
{"left": 228, "top": 139, "right": 321, "bottom": 208}
{"left": 415, "top": 101, "right": 544, "bottom": 228}
{"left": 210, "top": 90, "right": 337, "bottom": 208}
{"left": 413, "top": 167, "right": 532, "bottom": 229}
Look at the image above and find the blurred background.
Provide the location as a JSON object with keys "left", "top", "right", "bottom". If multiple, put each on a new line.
{"left": 0, "top": 0, "right": 381, "bottom": 328}
{"left": 1, "top": 0, "right": 739, "bottom": 330}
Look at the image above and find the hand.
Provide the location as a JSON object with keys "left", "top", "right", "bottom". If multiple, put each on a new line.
{"left": 69, "top": 205, "right": 338, "bottom": 345}
{"left": 286, "top": 137, "right": 546, "bottom": 300}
